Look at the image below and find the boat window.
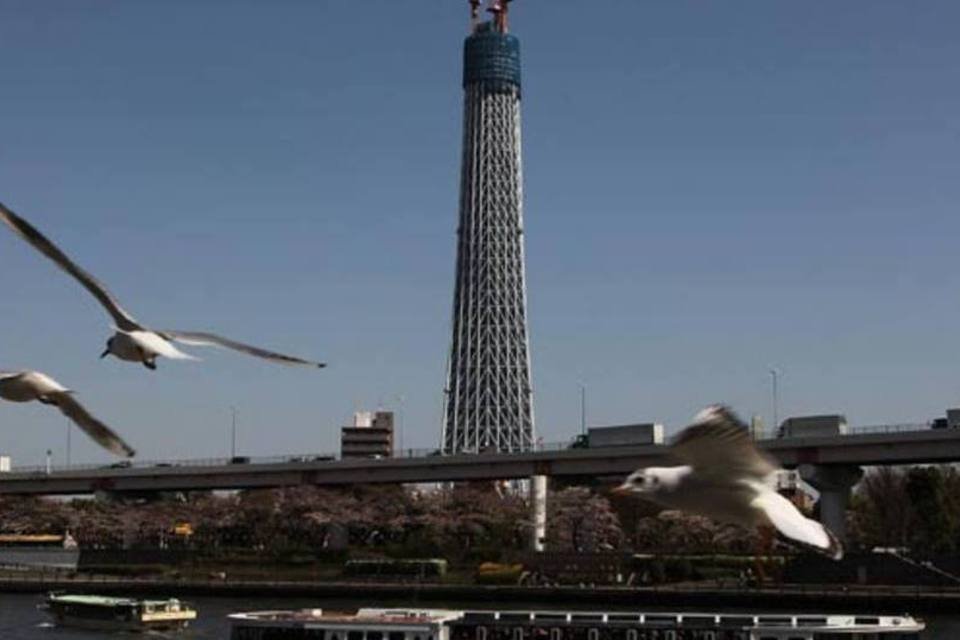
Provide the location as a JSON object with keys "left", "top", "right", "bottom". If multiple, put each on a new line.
{"left": 306, "top": 632, "right": 326, "bottom": 640}
{"left": 757, "top": 618, "right": 792, "bottom": 627}
{"left": 368, "top": 632, "right": 383, "bottom": 640}
{"left": 682, "top": 617, "right": 715, "bottom": 629}
{"left": 230, "top": 626, "right": 255, "bottom": 640}
{"left": 349, "top": 632, "right": 364, "bottom": 640}
{"left": 389, "top": 633, "right": 406, "bottom": 640}
{"left": 796, "top": 618, "right": 827, "bottom": 627}
{"left": 466, "top": 614, "right": 498, "bottom": 623}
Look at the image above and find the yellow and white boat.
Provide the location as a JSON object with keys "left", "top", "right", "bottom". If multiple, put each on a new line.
{"left": 44, "top": 593, "right": 197, "bottom": 632}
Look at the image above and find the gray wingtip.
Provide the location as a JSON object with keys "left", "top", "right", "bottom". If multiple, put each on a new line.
{"left": 692, "top": 404, "right": 725, "bottom": 425}
{"left": 825, "top": 527, "right": 844, "bottom": 561}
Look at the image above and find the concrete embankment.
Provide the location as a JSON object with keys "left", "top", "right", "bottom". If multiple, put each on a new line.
{"left": 2, "top": 575, "right": 959, "bottom": 614}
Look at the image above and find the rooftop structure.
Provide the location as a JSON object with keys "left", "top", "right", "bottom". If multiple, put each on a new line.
{"left": 341, "top": 411, "right": 394, "bottom": 459}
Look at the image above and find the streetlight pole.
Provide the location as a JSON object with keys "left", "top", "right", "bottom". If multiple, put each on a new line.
{"left": 769, "top": 368, "right": 780, "bottom": 430}
{"left": 579, "top": 384, "right": 587, "bottom": 435}
{"left": 395, "top": 394, "right": 405, "bottom": 456}
{"left": 230, "top": 406, "right": 237, "bottom": 459}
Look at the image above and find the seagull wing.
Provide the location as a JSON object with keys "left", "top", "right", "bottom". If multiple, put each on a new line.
{"left": 49, "top": 392, "right": 136, "bottom": 458}
{"left": 159, "top": 330, "right": 326, "bottom": 368}
{"left": 670, "top": 404, "right": 777, "bottom": 480}
{"left": 748, "top": 481, "right": 843, "bottom": 559}
{"left": 0, "top": 202, "right": 142, "bottom": 331}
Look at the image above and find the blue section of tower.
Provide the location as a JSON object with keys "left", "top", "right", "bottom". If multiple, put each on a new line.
{"left": 462, "top": 21, "right": 521, "bottom": 92}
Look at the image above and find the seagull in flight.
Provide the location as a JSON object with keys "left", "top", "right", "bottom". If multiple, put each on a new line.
{"left": 0, "top": 371, "right": 135, "bottom": 458}
{"left": 613, "top": 404, "right": 842, "bottom": 560}
{"left": 0, "top": 202, "right": 326, "bottom": 371}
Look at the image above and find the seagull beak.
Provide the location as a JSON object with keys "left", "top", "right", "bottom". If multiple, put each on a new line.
{"left": 610, "top": 483, "right": 632, "bottom": 496}
{"left": 100, "top": 349, "right": 110, "bottom": 359}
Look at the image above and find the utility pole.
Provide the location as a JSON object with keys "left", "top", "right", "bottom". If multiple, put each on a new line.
{"left": 579, "top": 384, "right": 587, "bottom": 435}
{"left": 769, "top": 368, "right": 781, "bottom": 431}
{"left": 230, "top": 406, "right": 237, "bottom": 459}
{"left": 396, "top": 394, "right": 406, "bottom": 456}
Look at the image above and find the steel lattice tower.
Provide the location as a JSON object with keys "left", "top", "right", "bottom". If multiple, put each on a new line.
{"left": 442, "top": 0, "right": 534, "bottom": 454}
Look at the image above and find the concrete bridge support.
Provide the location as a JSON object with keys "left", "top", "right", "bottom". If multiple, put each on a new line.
{"left": 799, "top": 464, "right": 863, "bottom": 544}
{"left": 530, "top": 474, "right": 547, "bottom": 551}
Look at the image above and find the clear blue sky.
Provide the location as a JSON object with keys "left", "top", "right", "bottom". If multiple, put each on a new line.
{"left": 1, "top": 1, "right": 958, "bottom": 466}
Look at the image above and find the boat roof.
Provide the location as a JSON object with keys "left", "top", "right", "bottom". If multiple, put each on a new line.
{"left": 460, "top": 610, "right": 924, "bottom": 631}
{"left": 0, "top": 534, "right": 62, "bottom": 543}
{"left": 229, "top": 608, "right": 463, "bottom": 625}
{"left": 228, "top": 609, "right": 924, "bottom": 633}
{"left": 48, "top": 594, "right": 186, "bottom": 608}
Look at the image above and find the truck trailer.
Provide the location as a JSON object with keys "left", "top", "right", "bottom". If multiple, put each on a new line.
{"left": 777, "top": 414, "right": 848, "bottom": 438}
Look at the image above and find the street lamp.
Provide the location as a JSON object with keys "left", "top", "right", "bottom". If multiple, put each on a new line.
{"left": 579, "top": 384, "right": 587, "bottom": 435}
{"left": 230, "top": 406, "right": 237, "bottom": 459}
{"left": 395, "top": 394, "right": 406, "bottom": 456}
{"left": 769, "top": 368, "right": 781, "bottom": 430}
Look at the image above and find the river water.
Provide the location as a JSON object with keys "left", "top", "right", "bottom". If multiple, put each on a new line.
{"left": 0, "top": 594, "right": 956, "bottom": 639}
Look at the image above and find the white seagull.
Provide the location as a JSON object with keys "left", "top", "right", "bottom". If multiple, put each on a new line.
{"left": 613, "top": 405, "right": 842, "bottom": 560}
{"left": 0, "top": 202, "right": 326, "bottom": 371}
{"left": 0, "top": 371, "right": 135, "bottom": 458}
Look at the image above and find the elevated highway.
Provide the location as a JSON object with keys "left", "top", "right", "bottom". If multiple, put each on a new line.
{"left": 1, "top": 426, "right": 958, "bottom": 497}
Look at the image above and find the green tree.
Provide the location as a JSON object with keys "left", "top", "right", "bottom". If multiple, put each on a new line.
{"left": 905, "top": 466, "right": 956, "bottom": 555}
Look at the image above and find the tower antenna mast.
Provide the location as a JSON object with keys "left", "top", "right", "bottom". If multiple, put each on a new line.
{"left": 468, "top": 0, "right": 481, "bottom": 31}
{"left": 487, "top": 0, "right": 513, "bottom": 33}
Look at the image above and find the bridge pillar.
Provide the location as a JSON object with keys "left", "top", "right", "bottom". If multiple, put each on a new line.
{"left": 798, "top": 464, "right": 863, "bottom": 544}
{"left": 530, "top": 475, "right": 547, "bottom": 551}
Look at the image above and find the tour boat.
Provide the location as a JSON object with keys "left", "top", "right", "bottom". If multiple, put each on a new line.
{"left": 227, "top": 608, "right": 925, "bottom": 640}
{"left": 44, "top": 593, "right": 197, "bottom": 632}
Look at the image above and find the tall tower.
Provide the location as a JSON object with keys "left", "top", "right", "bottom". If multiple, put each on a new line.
{"left": 442, "top": 0, "right": 535, "bottom": 454}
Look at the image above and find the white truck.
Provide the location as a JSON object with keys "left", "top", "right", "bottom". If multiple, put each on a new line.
{"left": 571, "top": 423, "right": 665, "bottom": 448}
{"left": 932, "top": 409, "right": 960, "bottom": 429}
{"left": 947, "top": 408, "right": 960, "bottom": 429}
{"left": 777, "top": 414, "right": 848, "bottom": 438}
